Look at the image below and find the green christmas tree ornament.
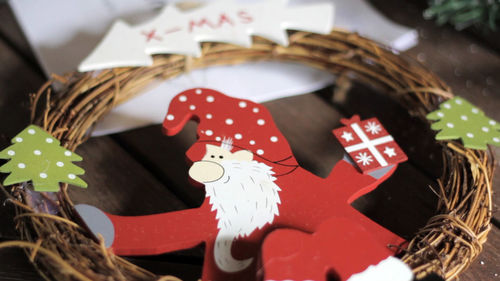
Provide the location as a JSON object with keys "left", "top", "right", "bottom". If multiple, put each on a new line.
{"left": 0, "top": 125, "right": 87, "bottom": 192}
{"left": 427, "top": 97, "right": 500, "bottom": 150}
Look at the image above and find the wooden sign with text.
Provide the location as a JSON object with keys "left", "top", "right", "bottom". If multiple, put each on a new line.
{"left": 78, "top": 0, "right": 334, "bottom": 71}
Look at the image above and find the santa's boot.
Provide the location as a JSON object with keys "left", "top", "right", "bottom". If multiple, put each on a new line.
{"left": 261, "top": 217, "right": 413, "bottom": 281}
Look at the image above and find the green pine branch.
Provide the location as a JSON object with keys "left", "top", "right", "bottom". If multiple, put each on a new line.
{"left": 425, "top": 0, "right": 500, "bottom": 31}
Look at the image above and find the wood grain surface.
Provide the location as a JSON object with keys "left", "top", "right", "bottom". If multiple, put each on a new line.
{"left": 0, "top": 1, "right": 498, "bottom": 281}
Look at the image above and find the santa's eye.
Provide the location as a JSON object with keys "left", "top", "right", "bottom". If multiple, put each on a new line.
{"left": 210, "top": 155, "right": 215, "bottom": 158}
{"left": 219, "top": 155, "right": 224, "bottom": 159}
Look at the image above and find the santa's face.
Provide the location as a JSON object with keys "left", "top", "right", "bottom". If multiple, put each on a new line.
{"left": 189, "top": 142, "right": 282, "bottom": 273}
{"left": 189, "top": 143, "right": 254, "bottom": 183}
{"left": 204, "top": 157, "right": 281, "bottom": 235}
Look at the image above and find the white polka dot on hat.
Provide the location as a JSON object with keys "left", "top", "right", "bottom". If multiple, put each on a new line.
{"left": 163, "top": 88, "right": 298, "bottom": 171}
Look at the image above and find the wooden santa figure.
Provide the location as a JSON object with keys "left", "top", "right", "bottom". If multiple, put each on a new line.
{"left": 76, "top": 88, "right": 413, "bottom": 281}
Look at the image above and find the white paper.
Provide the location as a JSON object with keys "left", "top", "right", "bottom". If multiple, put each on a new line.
{"left": 94, "top": 61, "right": 336, "bottom": 135}
{"left": 9, "top": 0, "right": 417, "bottom": 136}
{"left": 331, "top": 0, "right": 418, "bottom": 51}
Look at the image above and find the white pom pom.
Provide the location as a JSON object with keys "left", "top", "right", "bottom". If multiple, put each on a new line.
{"left": 347, "top": 256, "right": 413, "bottom": 281}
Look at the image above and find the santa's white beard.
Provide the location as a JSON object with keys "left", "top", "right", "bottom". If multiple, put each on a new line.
{"left": 204, "top": 160, "right": 281, "bottom": 273}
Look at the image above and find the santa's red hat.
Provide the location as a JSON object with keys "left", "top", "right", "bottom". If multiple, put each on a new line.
{"left": 163, "top": 88, "right": 298, "bottom": 175}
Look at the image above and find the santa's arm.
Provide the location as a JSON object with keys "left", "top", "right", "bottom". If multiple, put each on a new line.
{"left": 75, "top": 204, "right": 214, "bottom": 256}
{"left": 327, "top": 154, "right": 397, "bottom": 204}
{"left": 327, "top": 156, "right": 405, "bottom": 247}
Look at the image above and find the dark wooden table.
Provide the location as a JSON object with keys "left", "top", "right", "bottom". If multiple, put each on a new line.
{"left": 0, "top": 1, "right": 498, "bottom": 280}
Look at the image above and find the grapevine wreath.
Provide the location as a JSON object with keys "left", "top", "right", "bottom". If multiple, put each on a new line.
{"left": 0, "top": 30, "right": 495, "bottom": 281}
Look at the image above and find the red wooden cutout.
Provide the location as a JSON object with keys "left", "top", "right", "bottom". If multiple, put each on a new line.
{"left": 332, "top": 115, "right": 408, "bottom": 174}
{"left": 79, "top": 88, "right": 408, "bottom": 281}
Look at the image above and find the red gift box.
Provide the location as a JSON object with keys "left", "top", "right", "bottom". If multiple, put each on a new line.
{"left": 333, "top": 115, "right": 407, "bottom": 174}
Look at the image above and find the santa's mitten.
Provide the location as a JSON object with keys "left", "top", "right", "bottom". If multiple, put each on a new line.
{"left": 346, "top": 256, "right": 413, "bottom": 281}
{"left": 260, "top": 228, "right": 317, "bottom": 281}
{"left": 74, "top": 204, "right": 115, "bottom": 248}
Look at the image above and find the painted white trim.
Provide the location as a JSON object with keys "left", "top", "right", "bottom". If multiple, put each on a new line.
{"left": 347, "top": 256, "right": 413, "bottom": 281}
{"left": 344, "top": 135, "right": 393, "bottom": 153}
{"left": 348, "top": 123, "right": 391, "bottom": 167}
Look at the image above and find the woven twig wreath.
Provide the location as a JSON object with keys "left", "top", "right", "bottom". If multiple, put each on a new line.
{"left": 0, "top": 30, "right": 493, "bottom": 281}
